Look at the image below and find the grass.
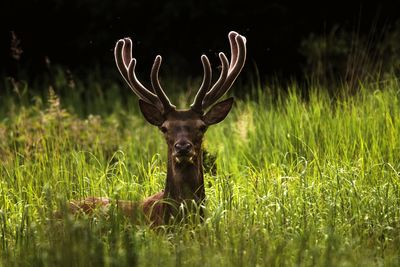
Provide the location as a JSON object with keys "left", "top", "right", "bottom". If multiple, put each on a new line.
{"left": 0, "top": 73, "right": 400, "bottom": 266}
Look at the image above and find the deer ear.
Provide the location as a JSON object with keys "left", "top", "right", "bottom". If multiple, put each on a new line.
{"left": 138, "top": 99, "right": 165, "bottom": 126}
{"left": 203, "top": 97, "right": 234, "bottom": 125}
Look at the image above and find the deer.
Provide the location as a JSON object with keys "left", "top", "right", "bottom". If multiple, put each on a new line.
{"left": 69, "top": 31, "right": 247, "bottom": 226}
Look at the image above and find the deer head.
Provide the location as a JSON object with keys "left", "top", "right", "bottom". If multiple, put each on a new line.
{"left": 115, "top": 31, "right": 246, "bottom": 161}
{"left": 114, "top": 31, "right": 246, "bottom": 217}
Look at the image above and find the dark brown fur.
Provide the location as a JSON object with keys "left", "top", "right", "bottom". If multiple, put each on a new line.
{"left": 68, "top": 31, "right": 246, "bottom": 226}
{"left": 69, "top": 107, "right": 223, "bottom": 226}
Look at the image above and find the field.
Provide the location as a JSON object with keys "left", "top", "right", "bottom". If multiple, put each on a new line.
{"left": 0, "top": 73, "right": 399, "bottom": 266}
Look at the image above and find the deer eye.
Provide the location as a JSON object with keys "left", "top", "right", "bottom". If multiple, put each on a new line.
{"left": 199, "top": 125, "right": 207, "bottom": 132}
{"left": 160, "top": 126, "right": 168, "bottom": 133}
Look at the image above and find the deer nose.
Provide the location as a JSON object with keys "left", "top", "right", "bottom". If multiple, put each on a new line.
{"left": 174, "top": 142, "right": 193, "bottom": 154}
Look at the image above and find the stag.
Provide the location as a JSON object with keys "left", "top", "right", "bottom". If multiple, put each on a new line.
{"left": 70, "top": 31, "right": 247, "bottom": 226}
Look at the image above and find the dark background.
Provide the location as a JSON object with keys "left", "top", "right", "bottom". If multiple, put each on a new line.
{"left": 1, "top": 0, "right": 400, "bottom": 84}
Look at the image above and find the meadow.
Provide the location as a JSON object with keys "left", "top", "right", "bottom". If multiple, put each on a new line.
{"left": 0, "top": 71, "right": 399, "bottom": 266}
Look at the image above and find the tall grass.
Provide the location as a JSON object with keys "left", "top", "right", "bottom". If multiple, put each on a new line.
{"left": 0, "top": 74, "right": 399, "bottom": 266}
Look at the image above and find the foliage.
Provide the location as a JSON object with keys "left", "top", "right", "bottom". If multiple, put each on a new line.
{"left": 300, "top": 22, "right": 400, "bottom": 93}
{"left": 0, "top": 74, "right": 400, "bottom": 266}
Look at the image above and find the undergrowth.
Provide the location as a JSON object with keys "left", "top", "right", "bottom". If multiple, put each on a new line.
{"left": 0, "top": 74, "right": 399, "bottom": 266}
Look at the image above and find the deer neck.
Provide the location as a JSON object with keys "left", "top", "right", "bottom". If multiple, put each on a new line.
{"left": 164, "top": 147, "right": 205, "bottom": 204}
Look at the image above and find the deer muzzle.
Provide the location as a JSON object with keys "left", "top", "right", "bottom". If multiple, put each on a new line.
{"left": 173, "top": 141, "right": 195, "bottom": 163}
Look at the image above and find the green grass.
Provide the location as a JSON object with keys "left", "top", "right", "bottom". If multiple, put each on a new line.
{"left": 0, "top": 74, "right": 400, "bottom": 266}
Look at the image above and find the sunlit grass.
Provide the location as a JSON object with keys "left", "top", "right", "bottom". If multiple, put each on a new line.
{"left": 0, "top": 75, "right": 399, "bottom": 266}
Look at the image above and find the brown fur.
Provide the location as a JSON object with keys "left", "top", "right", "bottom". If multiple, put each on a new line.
{"left": 67, "top": 31, "right": 246, "bottom": 226}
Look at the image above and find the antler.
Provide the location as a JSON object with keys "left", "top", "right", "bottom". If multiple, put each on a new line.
{"left": 191, "top": 31, "right": 247, "bottom": 113}
{"left": 114, "top": 38, "right": 175, "bottom": 113}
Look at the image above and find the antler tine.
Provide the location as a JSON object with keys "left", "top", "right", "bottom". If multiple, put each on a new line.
{"left": 115, "top": 38, "right": 173, "bottom": 112}
{"left": 228, "top": 31, "right": 239, "bottom": 67}
{"left": 196, "top": 52, "right": 229, "bottom": 110}
{"left": 126, "top": 58, "right": 162, "bottom": 108}
{"left": 201, "top": 32, "right": 247, "bottom": 110}
{"left": 122, "top": 38, "right": 132, "bottom": 67}
{"left": 151, "top": 55, "right": 176, "bottom": 111}
{"left": 114, "top": 39, "right": 130, "bottom": 84}
{"left": 190, "top": 55, "right": 212, "bottom": 112}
